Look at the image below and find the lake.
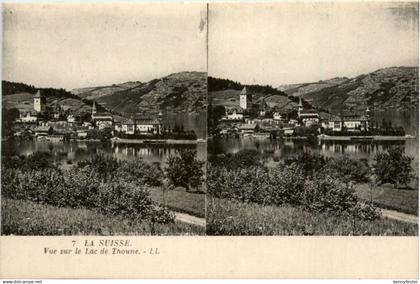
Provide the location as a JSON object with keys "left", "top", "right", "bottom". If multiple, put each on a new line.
{"left": 2, "top": 140, "right": 207, "bottom": 167}
{"left": 209, "top": 109, "right": 419, "bottom": 173}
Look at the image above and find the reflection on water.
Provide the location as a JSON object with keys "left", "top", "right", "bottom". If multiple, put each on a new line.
{"left": 3, "top": 140, "right": 207, "bottom": 167}
{"left": 166, "top": 112, "right": 207, "bottom": 139}
{"left": 209, "top": 137, "right": 419, "bottom": 172}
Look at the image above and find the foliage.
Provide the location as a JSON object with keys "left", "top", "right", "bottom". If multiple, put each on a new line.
{"left": 322, "top": 155, "right": 370, "bottom": 183}
{"left": 116, "top": 160, "right": 163, "bottom": 187}
{"left": 165, "top": 150, "right": 204, "bottom": 191}
{"left": 2, "top": 152, "right": 57, "bottom": 171}
{"left": 373, "top": 147, "right": 414, "bottom": 188}
{"left": 76, "top": 154, "right": 120, "bottom": 181}
{"left": 283, "top": 152, "right": 327, "bottom": 177}
{"left": 1, "top": 153, "right": 175, "bottom": 228}
{"left": 2, "top": 198, "right": 201, "bottom": 236}
{"left": 303, "top": 174, "right": 359, "bottom": 214}
{"left": 206, "top": 198, "right": 415, "bottom": 236}
{"left": 207, "top": 104, "right": 226, "bottom": 135}
{"left": 207, "top": 162, "right": 380, "bottom": 221}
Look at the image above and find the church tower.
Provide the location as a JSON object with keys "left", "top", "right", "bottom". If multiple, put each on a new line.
{"left": 34, "top": 90, "right": 44, "bottom": 112}
{"left": 240, "top": 87, "right": 251, "bottom": 110}
{"left": 298, "top": 97, "right": 304, "bottom": 116}
{"left": 91, "top": 101, "right": 97, "bottom": 118}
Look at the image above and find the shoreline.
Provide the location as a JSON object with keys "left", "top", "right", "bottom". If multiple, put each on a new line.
{"left": 111, "top": 138, "right": 204, "bottom": 145}
{"left": 318, "top": 135, "right": 416, "bottom": 141}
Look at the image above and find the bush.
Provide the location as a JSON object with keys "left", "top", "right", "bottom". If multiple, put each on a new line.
{"left": 207, "top": 162, "right": 380, "bottom": 221}
{"left": 304, "top": 174, "right": 358, "bottom": 215}
{"left": 2, "top": 165, "right": 172, "bottom": 225}
{"left": 96, "top": 181, "right": 153, "bottom": 218}
{"left": 116, "top": 160, "right": 163, "bottom": 187}
{"left": 207, "top": 165, "right": 270, "bottom": 203}
{"left": 2, "top": 168, "right": 65, "bottom": 204}
{"left": 267, "top": 164, "right": 306, "bottom": 205}
{"left": 3, "top": 152, "right": 56, "bottom": 171}
{"left": 283, "top": 152, "right": 327, "bottom": 177}
{"left": 76, "top": 154, "right": 120, "bottom": 181}
{"left": 165, "top": 150, "right": 204, "bottom": 191}
{"left": 373, "top": 147, "right": 414, "bottom": 188}
{"left": 322, "top": 155, "right": 370, "bottom": 183}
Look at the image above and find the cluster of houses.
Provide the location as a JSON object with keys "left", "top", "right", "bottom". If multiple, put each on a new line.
{"left": 13, "top": 90, "right": 165, "bottom": 141}
{"left": 218, "top": 87, "right": 371, "bottom": 137}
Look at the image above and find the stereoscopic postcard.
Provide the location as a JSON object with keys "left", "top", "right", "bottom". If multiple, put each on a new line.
{"left": 0, "top": 1, "right": 418, "bottom": 279}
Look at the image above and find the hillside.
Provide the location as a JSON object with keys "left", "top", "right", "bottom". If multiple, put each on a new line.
{"left": 71, "top": 72, "right": 206, "bottom": 115}
{"left": 2, "top": 81, "right": 107, "bottom": 114}
{"left": 208, "top": 76, "right": 310, "bottom": 112}
{"left": 278, "top": 77, "right": 348, "bottom": 97}
{"left": 282, "top": 67, "right": 418, "bottom": 114}
{"left": 71, "top": 81, "right": 142, "bottom": 100}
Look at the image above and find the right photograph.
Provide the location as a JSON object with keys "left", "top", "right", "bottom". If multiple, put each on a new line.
{"left": 206, "top": 2, "right": 419, "bottom": 236}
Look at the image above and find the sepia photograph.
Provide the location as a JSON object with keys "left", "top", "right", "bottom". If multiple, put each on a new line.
{"left": 207, "top": 2, "right": 419, "bottom": 236}
{"left": 1, "top": 3, "right": 207, "bottom": 236}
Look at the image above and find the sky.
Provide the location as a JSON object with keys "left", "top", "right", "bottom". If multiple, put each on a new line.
{"left": 209, "top": 2, "right": 419, "bottom": 87}
{"left": 2, "top": 3, "right": 207, "bottom": 90}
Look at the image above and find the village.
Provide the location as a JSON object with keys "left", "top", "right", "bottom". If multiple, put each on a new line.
{"left": 10, "top": 90, "right": 198, "bottom": 143}
{"left": 213, "top": 87, "right": 408, "bottom": 141}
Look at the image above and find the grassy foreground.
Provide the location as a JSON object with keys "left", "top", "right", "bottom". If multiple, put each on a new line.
{"left": 355, "top": 183, "right": 418, "bottom": 215}
{"left": 149, "top": 186, "right": 205, "bottom": 218}
{"left": 206, "top": 197, "right": 418, "bottom": 236}
{"left": 1, "top": 198, "right": 205, "bottom": 236}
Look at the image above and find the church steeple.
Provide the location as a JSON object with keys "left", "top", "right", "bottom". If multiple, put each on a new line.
{"left": 298, "top": 97, "right": 303, "bottom": 115}
{"left": 92, "top": 101, "right": 97, "bottom": 115}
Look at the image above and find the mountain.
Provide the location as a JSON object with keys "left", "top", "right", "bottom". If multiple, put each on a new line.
{"left": 71, "top": 72, "right": 206, "bottom": 115}
{"left": 71, "top": 81, "right": 143, "bottom": 100}
{"left": 208, "top": 76, "right": 310, "bottom": 112}
{"left": 2, "top": 81, "right": 106, "bottom": 114}
{"left": 280, "top": 67, "right": 418, "bottom": 114}
{"left": 278, "top": 77, "right": 349, "bottom": 97}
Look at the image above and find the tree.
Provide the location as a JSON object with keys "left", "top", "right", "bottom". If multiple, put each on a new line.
{"left": 373, "top": 147, "right": 414, "bottom": 188}
{"left": 165, "top": 150, "right": 204, "bottom": 192}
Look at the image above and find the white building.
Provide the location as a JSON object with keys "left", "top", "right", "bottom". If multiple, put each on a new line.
{"left": 134, "top": 117, "right": 162, "bottom": 134}
{"left": 18, "top": 112, "right": 38, "bottom": 123}
{"left": 273, "top": 112, "right": 282, "bottom": 121}
{"left": 225, "top": 108, "right": 244, "bottom": 120}
{"left": 328, "top": 114, "right": 370, "bottom": 132}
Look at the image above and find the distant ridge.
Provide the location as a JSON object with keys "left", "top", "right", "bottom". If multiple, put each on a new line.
{"left": 71, "top": 71, "right": 206, "bottom": 115}
{"left": 278, "top": 67, "right": 418, "bottom": 113}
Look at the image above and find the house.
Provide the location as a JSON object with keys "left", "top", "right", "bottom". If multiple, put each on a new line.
{"left": 328, "top": 114, "right": 370, "bottom": 131}
{"left": 299, "top": 110, "right": 320, "bottom": 127}
{"left": 114, "top": 122, "right": 122, "bottom": 132}
{"left": 33, "top": 125, "right": 53, "bottom": 138}
{"left": 134, "top": 116, "right": 163, "bottom": 134}
{"left": 17, "top": 112, "right": 38, "bottom": 123}
{"left": 121, "top": 119, "right": 136, "bottom": 135}
{"left": 46, "top": 135, "right": 65, "bottom": 142}
{"left": 273, "top": 112, "right": 282, "bottom": 121}
{"left": 92, "top": 113, "right": 114, "bottom": 129}
{"left": 67, "top": 115, "right": 77, "bottom": 124}
{"left": 77, "top": 129, "right": 88, "bottom": 139}
{"left": 328, "top": 115, "right": 343, "bottom": 131}
{"left": 283, "top": 127, "right": 295, "bottom": 136}
{"left": 239, "top": 123, "right": 257, "bottom": 134}
{"left": 224, "top": 108, "right": 244, "bottom": 120}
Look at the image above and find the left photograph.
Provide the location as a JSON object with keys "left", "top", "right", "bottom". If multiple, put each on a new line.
{"left": 1, "top": 3, "right": 207, "bottom": 235}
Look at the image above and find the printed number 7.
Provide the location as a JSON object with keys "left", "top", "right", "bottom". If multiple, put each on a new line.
{"left": 72, "top": 240, "right": 76, "bottom": 246}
